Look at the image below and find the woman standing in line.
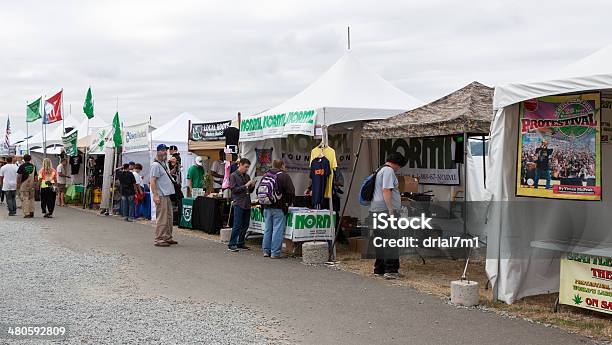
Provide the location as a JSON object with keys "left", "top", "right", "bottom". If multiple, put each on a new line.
{"left": 39, "top": 158, "right": 58, "bottom": 218}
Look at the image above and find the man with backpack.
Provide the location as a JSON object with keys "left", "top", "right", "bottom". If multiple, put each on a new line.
{"left": 365, "top": 152, "right": 406, "bottom": 279}
{"left": 258, "top": 159, "right": 295, "bottom": 258}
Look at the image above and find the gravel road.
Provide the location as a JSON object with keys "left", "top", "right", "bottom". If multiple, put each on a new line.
{"left": 0, "top": 219, "right": 285, "bottom": 344}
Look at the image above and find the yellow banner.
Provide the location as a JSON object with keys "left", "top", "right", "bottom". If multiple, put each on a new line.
{"left": 559, "top": 253, "right": 612, "bottom": 314}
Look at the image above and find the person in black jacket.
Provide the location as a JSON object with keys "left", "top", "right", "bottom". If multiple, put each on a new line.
{"left": 262, "top": 160, "right": 295, "bottom": 258}
{"left": 228, "top": 158, "right": 255, "bottom": 252}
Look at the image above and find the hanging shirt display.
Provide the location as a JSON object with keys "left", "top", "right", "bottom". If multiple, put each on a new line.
{"left": 309, "top": 146, "right": 337, "bottom": 199}
{"left": 309, "top": 156, "right": 331, "bottom": 207}
{"left": 223, "top": 126, "right": 240, "bottom": 147}
{"left": 69, "top": 154, "right": 82, "bottom": 175}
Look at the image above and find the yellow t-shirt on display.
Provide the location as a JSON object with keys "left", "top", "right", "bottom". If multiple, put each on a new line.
{"left": 310, "top": 146, "right": 337, "bottom": 199}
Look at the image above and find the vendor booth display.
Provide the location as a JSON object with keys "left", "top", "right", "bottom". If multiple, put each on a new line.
{"left": 361, "top": 81, "right": 494, "bottom": 235}
{"left": 240, "top": 52, "right": 423, "bottom": 221}
{"left": 487, "top": 45, "right": 612, "bottom": 308}
{"left": 240, "top": 52, "right": 423, "bottom": 251}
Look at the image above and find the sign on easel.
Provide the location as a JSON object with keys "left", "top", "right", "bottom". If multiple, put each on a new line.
{"left": 560, "top": 253, "right": 612, "bottom": 315}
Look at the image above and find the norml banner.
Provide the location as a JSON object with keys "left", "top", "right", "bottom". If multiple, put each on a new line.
{"left": 123, "top": 122, "right": 150, "bottom": 153}
{"left": 516, "top": 93, "right": 601, "bottom": 200}
{"left": 379, "top": 136, "right": 459, "bottom": 185}
{"left": 240, "top": 109, "right": 316, "bottom": 142}
{"left": 62, "top": 129, "right": 78, "bottom": 156}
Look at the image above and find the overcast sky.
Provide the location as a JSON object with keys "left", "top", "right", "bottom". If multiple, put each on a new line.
{"left": 1, "top": 0, "right": 611, "bottom": 134}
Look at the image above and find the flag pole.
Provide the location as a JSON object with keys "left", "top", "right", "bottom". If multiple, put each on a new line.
{"left": 61, "top": 89, "right": 65, "bottom": 135}
{"left": 25, "top": 100, "right": 29, "bottom": 154}
{"left": 42, "top": 94, "right": 47, "bottom": 158}
{"left": 82, "top": 98, "right": 91, "bottom": 209}
{"left": 109, "top": 96, "right": 119, "bottom": 215}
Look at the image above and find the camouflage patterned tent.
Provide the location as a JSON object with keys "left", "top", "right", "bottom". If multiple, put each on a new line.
{"left": 361, "top": 81, "right": 493, "bottom": 139}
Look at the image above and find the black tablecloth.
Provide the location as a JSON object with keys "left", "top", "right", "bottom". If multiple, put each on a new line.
{"left": 192, "top": 197, "right": 226, "bottom": 234}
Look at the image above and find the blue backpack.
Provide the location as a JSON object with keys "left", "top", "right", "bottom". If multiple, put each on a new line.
{"left": 358, "top": 166, "right": 383, "bottom": 206}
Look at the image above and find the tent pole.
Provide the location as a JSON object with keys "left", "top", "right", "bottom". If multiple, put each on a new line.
{"left": 463, "top": 132, "right": 468, "bottom": 237}
{"left": 109, "top": 147, "right": 118, "bottom": 215}
{"left": 482, "top": 135, "right": 486, "bottom": 189}
{"left": 330, "top": 137, "right": 363, "bottom": 260}
{"left": 82, "top": 117, "right": 90, "bottom": 209}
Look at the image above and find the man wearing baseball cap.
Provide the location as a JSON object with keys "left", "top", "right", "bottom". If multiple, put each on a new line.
{"left": 150, "top": 144, "right": 177, "bottom": 247}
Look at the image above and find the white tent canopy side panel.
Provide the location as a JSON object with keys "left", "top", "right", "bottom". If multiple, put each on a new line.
{"left": 487, "top": 45, "right": 612, "bottom": 303}
{"left": 245, "top": 52, "right": 423, "bottom": 126}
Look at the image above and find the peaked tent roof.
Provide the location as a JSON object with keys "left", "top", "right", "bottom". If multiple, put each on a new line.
{"left": 362, "top": 82, "right": 494, "bottom": 139}
{"left": 249, "top": 52, "right": 423, "bottom": 126}
{"left": 25, "top": 114, "right": 108, "bottom": 150}
{"left": 152, "top": 112, "right": 204, "bottom": 151}
{"left": 494, "top": 44, "right": 612, "bottom": 109}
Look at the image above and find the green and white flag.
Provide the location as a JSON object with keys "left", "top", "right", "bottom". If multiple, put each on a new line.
{"left": 26, "top": 97, "right": 42, "bottom": 123}
{"left": 62, "top": 129, "right": 78, "bottom": 156}
{"left": 88, "top": 127, "right": 111, "bottom": 154}
{"left": 83, "top": 87, "right": 94, "bottom": 119}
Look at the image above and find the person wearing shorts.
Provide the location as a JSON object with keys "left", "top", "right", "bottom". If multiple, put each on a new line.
{"left": 56, "top": 157, "right": 70, "bottom": 206}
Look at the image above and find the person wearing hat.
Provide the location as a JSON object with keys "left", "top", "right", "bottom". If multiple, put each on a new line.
{"left": 150, "top": 144, "right": 177, "bottom": 247}
{"left": 187, "top": 156, "right": 207, "bottom": 197}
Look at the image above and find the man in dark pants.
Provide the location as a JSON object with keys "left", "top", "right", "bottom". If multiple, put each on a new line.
{"left": 369, "top": 153, "right": 406, "bottom": 279}
{"left": 228, "top": 158, "right": 255, "bottom": 252}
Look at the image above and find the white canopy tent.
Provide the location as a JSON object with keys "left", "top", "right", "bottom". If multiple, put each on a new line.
{"left": 123, "top": 112, "right": 205, "bottom": 186}
{"left": 246, "top": 52, "right": 422, "bottom": 127}
{"left": 241, "top": 52, "right": 422, "bottom": 218}
{"left": 486, "top": 45, "right": 612, "bottom": 303}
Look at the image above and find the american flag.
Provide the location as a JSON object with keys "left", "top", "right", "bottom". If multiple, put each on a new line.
{"left": 4, "top": 117, "right": 10, "bottom": 148}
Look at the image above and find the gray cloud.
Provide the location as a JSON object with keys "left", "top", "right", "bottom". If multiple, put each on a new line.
{"left": 1, "top": 0, "right": 612, "bottom": 133}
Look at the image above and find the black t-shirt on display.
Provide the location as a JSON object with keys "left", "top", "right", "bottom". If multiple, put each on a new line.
{"left": 309, "top": 157, "right": 331, "bottom": 207}
{"left": 223, "top": 127, "right": 240, "bottom": 147}
{"left": 69, "top": 155, "right": 82, "bottom": 175}
{"left": 17, "top": 162, "right": 37, "bottom": 182}
{"left": 118, "top": 170, "right": 136, "bottom": 196}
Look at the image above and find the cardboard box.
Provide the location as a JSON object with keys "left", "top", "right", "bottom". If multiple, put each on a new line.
{"left": 354, "top": 237, "right": 366, "bottom": 254}
{"left": 398, "top": 176, "right": 419, "bottom": 193}
{"left": 348, "top": 237, "right": 366, "bottom": 253}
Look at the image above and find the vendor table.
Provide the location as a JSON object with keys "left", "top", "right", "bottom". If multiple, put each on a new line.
{"left": 183, "top": 196, "right": 227, "bottom": 234}
{"left": 65, "top": 184, "right": 84, "bottom": 204}
{"left": 248, "top": 207, "right": 335, "bottom": 242}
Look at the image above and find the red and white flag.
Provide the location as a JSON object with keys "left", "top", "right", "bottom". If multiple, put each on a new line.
{"left": 44, "top": 90, "right": 63, "bottom": 124}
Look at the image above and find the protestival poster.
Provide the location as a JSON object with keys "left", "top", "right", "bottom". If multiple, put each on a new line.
{"left": 516, "top": 93, "right": 601, "bottom": 200}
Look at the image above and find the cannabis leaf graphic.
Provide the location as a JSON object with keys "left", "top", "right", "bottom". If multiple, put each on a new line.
{"left": 572, "top": 294, "right": 583, "bottom": 305}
